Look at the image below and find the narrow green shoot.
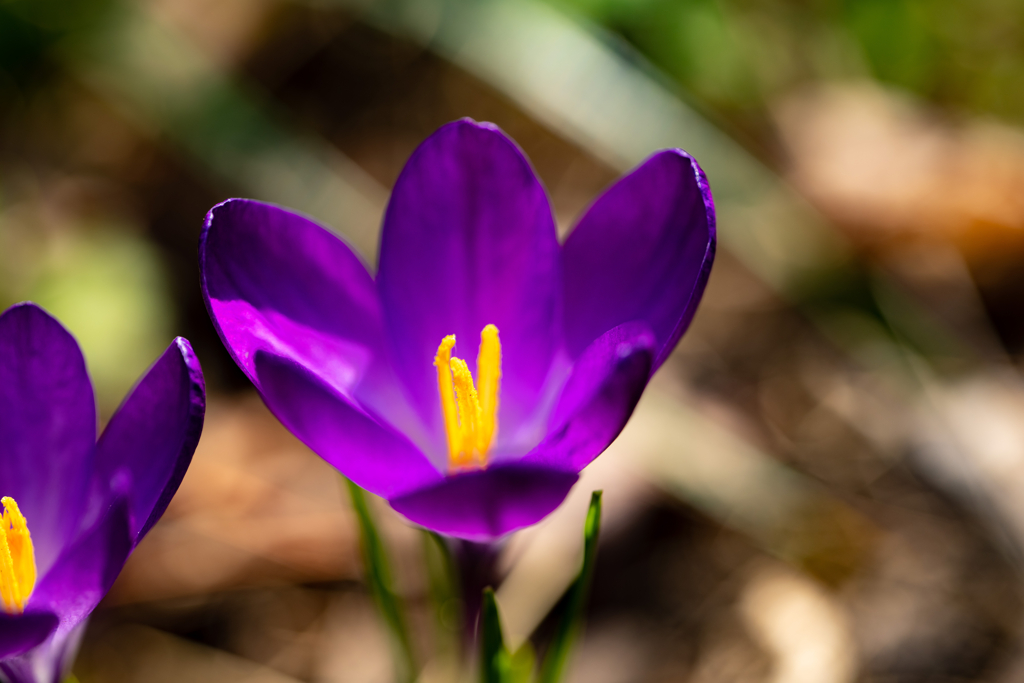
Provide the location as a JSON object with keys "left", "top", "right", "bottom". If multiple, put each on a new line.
{"left": 537, "top": 490, "right": 603, "bottom": 683}
{"left": 344, "top": 477, "right": 417, "bottom": 682}
{"left": 424, "top": 530, "right": 462, "bottom": 655}
{"left": 480, "top": 587, "right": 507, "bottom": 683}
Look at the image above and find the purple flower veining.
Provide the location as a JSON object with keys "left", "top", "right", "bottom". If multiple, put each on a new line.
{"left": 0, "top": 303, "right": 205, "bottom": 683}
{"left": 200, "top": 119, "right": 715, "bottom": 541}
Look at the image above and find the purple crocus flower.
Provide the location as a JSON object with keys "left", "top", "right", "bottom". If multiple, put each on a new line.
{"left": 200, "top": 119, "right": 714, "bottom": 541}
{"left": 0, "top": 303, "right": 205, "bottom": 683}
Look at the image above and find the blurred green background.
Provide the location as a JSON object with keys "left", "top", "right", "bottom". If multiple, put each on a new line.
{"left": 5, "top": 0, "right": 1024, "bottom": 681}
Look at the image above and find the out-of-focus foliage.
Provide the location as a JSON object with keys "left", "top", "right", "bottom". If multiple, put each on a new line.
{"left": 549, "top": 0, "right": 1024, "bottom": 144}
{"left": 29, "top": 229, "right": 172, "bottom": 408}
{"left": 0, "top": 211, "right": 172, "bottom": 410}
{"left": 0, "top": 0, "right": 112, "bottom": 90}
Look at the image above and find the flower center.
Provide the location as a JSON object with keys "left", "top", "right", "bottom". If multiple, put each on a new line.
{"left": 0, "top": 496, "right": 35, "bottom": 614}
{"left": 434, "top": 324, "right": 502, "bottom": 472}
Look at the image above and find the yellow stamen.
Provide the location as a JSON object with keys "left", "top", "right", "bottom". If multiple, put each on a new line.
{"left": 476, "top": 324, "right": 501, "bottom": 454}
{"left": 0, "top": 497, "right": 35, "bottom": 613}
{"left": 0, "top": 526, "right": 18, "bottom": 614}
{"left": 433, "top": 325, "right": 503, "bottom": 472}
{"left": 434, "top": 335, "right": 461, "bottom": 461}
{"left": 451, "top": 357, "right": 482, "bottom": 468}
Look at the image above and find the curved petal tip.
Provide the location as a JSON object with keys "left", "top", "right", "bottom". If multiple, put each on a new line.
{"left": 563, "top": 148, "right": 716, "bottom": 367}
{"left": 95, "top": 336, "right": 206, "bottom": 545}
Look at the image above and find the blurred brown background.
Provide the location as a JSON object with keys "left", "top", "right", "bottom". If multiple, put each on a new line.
{"left": 5, "top": 0, "right": 1024, "bottom": 680}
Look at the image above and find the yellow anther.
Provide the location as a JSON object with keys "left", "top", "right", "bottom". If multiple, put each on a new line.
{"left": 434, "top": 335, "right": 461, "bottom": 460}
{"left": 0, "top": 497, "right": 35, "bottom": 614}
{"left": 476, "top": 325, "right": 501, "bottom": 454}
{"left": 433, "top": 325, "right": 503, "bottom": 472}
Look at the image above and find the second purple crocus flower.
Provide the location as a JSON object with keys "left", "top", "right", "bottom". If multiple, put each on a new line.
{"left": 200, "top": 119, "right": 715, "bottom": 541}
{"left": 0, "top": 302, "right": 205, "bottom": 683}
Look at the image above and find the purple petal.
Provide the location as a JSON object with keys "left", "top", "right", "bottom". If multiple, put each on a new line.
{"left": 0, "top": 303, "right": 95, "bottom": 573}
{"left": 200, "top": 199, "right": 410, "bottom": 428}
{"left": 389, "top": 462, "right": 578, "bottom": 541}
{"left": 0, "top": 612, "right": 58, "bottom": 660}
{"left": 254, "top": 351, "right": 443, "bottom": 499}
{"left": 523, "top": 322, "right": 655, "bottom": 472}
{"left": 31, "top": 496, "right": 131, "bottom": 632}
{"left": 562, "top": 150, "right": 716, "bottom": 368}
{"left": 377, "top": 120, "right": 561, "bottom": 446}
{"left": 95, "top": 338, "right": 206, "bottom": 546}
